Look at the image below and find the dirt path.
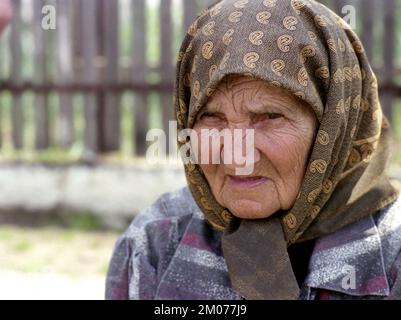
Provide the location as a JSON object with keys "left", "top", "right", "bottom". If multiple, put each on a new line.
{"left": 0, "top": 271, "right": 105, "bottom": 300}
{"left": 0, "top": 225, "right": 120, "bottom": 300}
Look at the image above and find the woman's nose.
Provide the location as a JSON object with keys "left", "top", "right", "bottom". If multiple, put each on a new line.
{"left": 220, "top": 129, "right": 260, "bottom": 169}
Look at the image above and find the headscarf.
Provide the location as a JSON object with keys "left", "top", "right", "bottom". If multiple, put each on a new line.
{"left": 174, "top": 0, "right": 400, "bottom": 299}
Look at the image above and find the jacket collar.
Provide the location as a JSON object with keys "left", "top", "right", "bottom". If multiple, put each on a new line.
{"left": 304, "top": 213, "right": 390, "bottom": 297}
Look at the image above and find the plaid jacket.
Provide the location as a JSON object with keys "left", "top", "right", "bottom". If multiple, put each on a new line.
{"left": 105, "top": 187, "right": 401, "bottom": 300}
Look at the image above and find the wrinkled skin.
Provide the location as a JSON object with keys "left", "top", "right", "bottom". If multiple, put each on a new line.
{"left": 193, "top": 75, "right": 318, "bottom": 219}
{"left": 0, "top": 0, "right": 12, "bottom": 36}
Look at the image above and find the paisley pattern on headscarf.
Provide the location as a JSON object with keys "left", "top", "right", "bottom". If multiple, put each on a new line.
{"left": 173, "top": 0, "right": 400, "bottom": 299}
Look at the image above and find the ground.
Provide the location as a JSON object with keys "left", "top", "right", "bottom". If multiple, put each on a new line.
{"left": 0, "top": 225, "right": 120, "bottom": 300}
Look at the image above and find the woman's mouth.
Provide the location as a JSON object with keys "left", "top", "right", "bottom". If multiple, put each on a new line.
{"left": 227, "top": 175, "right": 268, "bottom": 188}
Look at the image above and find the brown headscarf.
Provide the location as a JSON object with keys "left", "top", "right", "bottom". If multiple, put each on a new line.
{"left": 174, "top": 0, "right": 400, "bottom": 299}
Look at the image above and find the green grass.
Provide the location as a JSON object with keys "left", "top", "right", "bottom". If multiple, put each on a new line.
{"left": 0, "top": 225, "right": 120, "bottom": 276}
{"left": 13, "top": 239, "right": 33, "bottom": 253}
{"left": 67, "top": 214, "right": 104, "bottom": 232}
{"left": 0, "top": 228, "right": 13, "bottom": 241}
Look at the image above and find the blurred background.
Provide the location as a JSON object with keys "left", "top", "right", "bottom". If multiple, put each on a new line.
{"left": 0, "top": 0, "right": 400, "bottom": 299}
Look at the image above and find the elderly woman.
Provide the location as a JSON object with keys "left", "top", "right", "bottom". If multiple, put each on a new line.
{"left": 106, "top": 0, "right": 401, "bottom": 300}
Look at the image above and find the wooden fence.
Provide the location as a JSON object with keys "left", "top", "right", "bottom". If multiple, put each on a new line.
{"left": 0, "top": 0, "right": 400, "bottom": 159}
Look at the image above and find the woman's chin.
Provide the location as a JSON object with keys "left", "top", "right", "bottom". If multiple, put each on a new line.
{"left": 226, "top": 199, "right": 278, "bottom": 219}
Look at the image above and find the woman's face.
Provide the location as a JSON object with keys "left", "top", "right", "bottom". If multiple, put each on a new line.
{"left": 193, "top": 75, "right": 317, "bottom": 219}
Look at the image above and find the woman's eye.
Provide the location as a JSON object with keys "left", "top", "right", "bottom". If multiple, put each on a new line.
{"left": 256, "top": 112, "right": 284, "bottom": 122}
{"left": 201, "top": 112, "right": 215, "bottom": 118}
{"left": 200, "top": 112, "right": 222, "bottom": 121}
{"left": 267, "top": 113, "right": 284, "bottom": 120}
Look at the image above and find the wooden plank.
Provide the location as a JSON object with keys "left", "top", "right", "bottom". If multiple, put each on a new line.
{"left": 160, "top": 0, "right": 174, "bottom": 156}
{"left": 96, "top": 0, "right": 106, "bottom": 152}
{"left": 184, "top": 0, "right": 198, "bottom": 31}
{"left": 57, "top": 0, "right": 74, "bottom": 149}
{"left": 132, "top": 0, "right": 148, "bottom": 156}
{"left": 0, "top": 81, "right": 173, "bottom": 93}
{"left": 72, "top": 0, "right": 82, "bottom": 75}
{"left": 33, "top": 0, "right": 49, "bottom": 150}
{"left": 320, "top": 0, "right": 334, "bottom": 9}
{"left": 200, "top": 0, "right": 217, "bottom": 11}
{"left": 160, "top": 0, "right": 173, "bottom": 82}
{"left": 332, "top": 0, "right": 347, "bottom": 16}
{"left": 9, "top": 0, "right": 23, "bottom": 149}
{"left": 134, "top": 93, "right": 149, "bottom": 155}
{"left": 81, "top": 0, "right": 99, "bottom": 157}
{"left": 360, "top": 0, "right": 375, "bottom": 62}
{"left": 101, "top": 0, "right": 120, "bottom": 152}
{"left": 381, "top": 0, "right": 396, "bottom": 120}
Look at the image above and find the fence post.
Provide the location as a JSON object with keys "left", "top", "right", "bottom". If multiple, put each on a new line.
{"left": 332, "top": 0, "right": 347, "bottom": 17}
{"left": 33, "top": 0, "right": 50, "bottom": 150}
{"left": 381, "top": 0, "right": 396, "bottom": 121}
{"left": 361, "top": 0, "right": 375, "bottom": 63}
{"left": 132, "top": 0, "right": 148, "bottom": 156}
{"left": 9, "top": 0, "right": 23, "bottom": 150}
{"left": 101, "top": 0, "right": 120, "bottom": 152}
{"left": 81, "top": 0, "right": 100, "bottom": 158}
{"left": 57, "top": 0, "right": 74, "bottom": 149}
{"left": 184, "top": 0, "right": 198, "bottom": 31}
{"left": 160, "top": 0, "right": 174, "bottom": 156}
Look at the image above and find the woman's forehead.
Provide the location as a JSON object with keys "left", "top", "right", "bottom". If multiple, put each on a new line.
{"left": 205, "top": 74, "right": 315, "bottom": 116}
{"left": 211, "top": 75, "right": 299, "bottom": 103}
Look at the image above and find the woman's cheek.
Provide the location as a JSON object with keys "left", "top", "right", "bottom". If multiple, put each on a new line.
{"left": 260, "top": 129, "right": 309, "bottom": 172}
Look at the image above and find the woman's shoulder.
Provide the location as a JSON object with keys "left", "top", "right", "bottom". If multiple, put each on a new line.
{"left": 116, "top": 186, "right": 208, "bottom": 268}
{"left": 375, "top": 196, "right": 401, "bottom": 267}
{"left": 364, "top": 195, "right": 401, "bottom": 298}
{"left": 105, "top": 187, "right": 216, "bottom": 299}
{"left": 375, "top": 195, "right": 401, "bottom": 255}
